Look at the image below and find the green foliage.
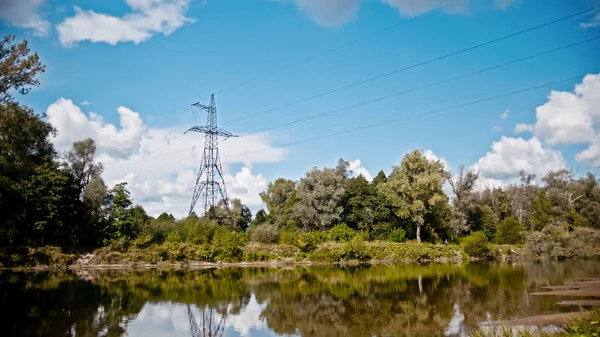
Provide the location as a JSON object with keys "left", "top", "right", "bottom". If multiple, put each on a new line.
{"left": 326, "top": 223, "right": 356, "bottom": 242}
{"left": 156, "top": 212, "right": 175, "bottom": 222}
{"left": 380, "top": 150, "right": 449, "bottom": 243}
{"left": 343, "top": 236, "right": 369, "bottom": 260}
{"left": 495, "top": 217, "right": 524, "bottom": 244}
{"left": 279, "top": 228, "right": 300, "bottom": 246}
{"left": 468, "top": 205, "right": 497, "bottom": 241}
{"left": 210, "top": 230, "right": 246, "bottom": 261}
{"left": 296, "top": 231, "right": 325, "bottom": 253}
{"left": 567, "top": 208, "right": 588, "bottom": 228}
{"left": 530, "top": 191, "right": 552, "bottom": 231}
{"left": 0, "top": 35, "right": 46, "bottom": 103}
{"left": 248, "top": 222, "right": 280, "bottom": 244}
{"left": 366, "top": 241, "right": 460, "bottom": 260}
{"left": 387, "top": 228, "right": 407, "bottom": 242}
{"left": 461, "top": 232, "right": 489, "bottom": 258}
{"left": 526, "top": 225, "right": 600, "bottom": 259}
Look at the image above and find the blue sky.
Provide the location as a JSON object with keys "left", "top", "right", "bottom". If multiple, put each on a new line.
{"left": 2, "top": 0, "right": 600, "bottom": 216}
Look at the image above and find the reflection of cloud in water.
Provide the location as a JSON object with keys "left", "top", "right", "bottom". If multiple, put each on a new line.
{"left": 221, "top": 295, "right": 267, "bottom": 337}
{"left": 126, "top": 296, "right": 285, "bottom": 337}
{"left": 444, "top": 303, "right": 465, "bottom": 336}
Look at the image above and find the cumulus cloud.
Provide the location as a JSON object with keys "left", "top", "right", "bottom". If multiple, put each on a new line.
{"left": 513, "top": 73, "right": 600, "bottom": 166}
{"left": 474, "top": 136, "right": 566, "bottom": 181}
{"left": 47, "top": 98, "right": 148, "bottom": 159}
{"left": 56, "top": 0, "right": 194, "bottom": 46}
{"left": 348, "top": 159, "right": 372, "bottom": 181}
{"left": 280, "top": 0, "right": 519, "bottom": 26}
{"left": 424, "top": 149, "right": 450, "bottom": 170}
{"left": 0, "top": 0, "right": 50, "bottom": 35}
{"left": 47, "top": 99, "right": 285, "bottom": 217}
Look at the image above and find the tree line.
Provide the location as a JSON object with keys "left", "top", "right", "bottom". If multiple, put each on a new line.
{"left": 2, "top": 34, "right": 600, "bottom": 248}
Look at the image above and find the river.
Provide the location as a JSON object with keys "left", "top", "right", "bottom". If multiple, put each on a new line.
{"left": 2, "top": 260, "right": 600, "bottom": 337}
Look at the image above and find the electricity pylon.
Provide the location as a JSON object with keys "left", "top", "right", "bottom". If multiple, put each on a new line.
{"left": 186, "top": 94, "right": 237, "bottom": 217}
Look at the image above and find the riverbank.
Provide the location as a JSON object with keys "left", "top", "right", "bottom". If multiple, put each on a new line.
{"left": 0, "top": 241, "right": 524, "bottom": 269}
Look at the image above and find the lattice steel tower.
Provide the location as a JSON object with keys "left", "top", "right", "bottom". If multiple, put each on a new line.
{"left": 186, "top": 94, "right": 237, "bottom": 217}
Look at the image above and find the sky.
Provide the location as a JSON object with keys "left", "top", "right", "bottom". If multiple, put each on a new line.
{"left": 1, "top": 0, "right": 600, "bottom": 217}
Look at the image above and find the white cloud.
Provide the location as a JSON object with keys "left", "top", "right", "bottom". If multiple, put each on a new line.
{"left": 348, "top": 159, "right": 372, "bottom": 181}
{"left": 492, "top": 125, "right": 503, "bottom": 132}
{"left": 494, "top": 0, "right": 519, "bottom": 10}
{"left": 382, "top": 0, "right": 469, "bottom": 17}
{"left": 46, "top": 98, "right": 148, "bottom": 159}
{"left": 424, "top": 149, "right": 450, "bottom": 170}
{"left": 0, "top": 0, "right": 50, "bottom": 35}
{"left": 80, "top": 101, "right": 93, "bottom": 106}
{"left": 581, "top": 12, "right": 600, "bottom": 29}
{"left": 47, "top": 99, "right": 285, "bottom": 217}
{"left": 500, "top": 109, "right": 509, "bottom": 119}
{"left": 56, "top": 0, "right": 194, "bottom": 46}
{"left": 512, "top": 73, "right": 600, "bottom": 166}
{"left": 222, "top": 295, "right": 266, "bottom": 337}
{"left": 474, "top": 136, "right": 566, "bottom": 181}
{"left": 289, "top": 0, "right": 362, "bottom": 27}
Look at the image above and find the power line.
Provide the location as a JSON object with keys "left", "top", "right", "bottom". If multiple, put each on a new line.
{"left": 239, "top": 36, "right": 600, "bottom": 137}
{"left": 124, "top": 74, "right": 588, "bottom": 175}
{"left": 104, "top": 97, "right": 600, "bottom": 172}
{"left": 220, "top": 6, "right": 598, "bottom": 126}
{"left": 213, "top": 0, "right": 459, "bottom": 96}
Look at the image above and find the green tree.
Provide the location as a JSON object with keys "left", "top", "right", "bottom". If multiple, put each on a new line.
{"left": 104, "top": 183, "right": 137, "bottom": 244}
{"left": 448, "top": 165, "right": 478, "bottom": 236}
{"left": 293, "top": 166, "right": 345, "bottom": 231}
{"left": 63, "top": 138, "right": 103, "bottom": 192}
{"left": 495, "top": 217, "right": 523, "bottom": 244}
{"left": 380, "top": 150, "right": 449, "bottom": 243}
{"left": 260, "top": 178, "right": 296, "bottom": 227}
{"left": 157, "top": 212, "right": 175, "bottom": 222}
{"left": 252, "top": 209, "right": 269, "bottom": 227}
{"left": 468, "top": 205, "right": 497, "bottom": 241}
{"left": 0, "top": 34, "right": 45, "bottom": 103}
{"left": 341, "top": 175, "right": 375, "bottom": 230}
{"left": 530, "top": 191, "right": 552, "bottom": 231}
{"left": 372, "top": 170, "right": 387, "bottom": 186}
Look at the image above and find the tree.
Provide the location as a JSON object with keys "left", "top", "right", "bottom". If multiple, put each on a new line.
{"left": 372, "top": 170, "right": 387, "bottom": 186}
{"left": 468, "top": 205, "right": 497, "bottom": 240}
{"left": 380, "top": 150, "right": 449, "bottom": 243}
{"left": 63, "top": 138, "right": 103, "bottom": 192}
{"left": 530, "top": 191, "right": 552, "bottom": 231}
{"left": 293, "top": 167, "right": 345, "bottom": 231}
{"left": 260, "top": 178, "right": 296, "bottom": 227}
{"left": 495, "top": 217, "right": 523, "bottom": 244}
{"left": 211, "top": 198, "right": 252, "bottom": 232}
{"left": 157, "top": 212, "right": 175, "bottom": 222}
{"left": 252, "top": 209, "right": 269, "bottom": 227}
{"left": 0, "top": 34, "right": 45, "bottom": 103}
{"left": 448, "top": 165, "right": 478, "bottom": 236}
{"left": 104, "top": 183, "right": 137, "bottom": 244}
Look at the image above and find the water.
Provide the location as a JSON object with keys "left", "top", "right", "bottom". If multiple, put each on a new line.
{"left": 2, "top": 261, "right": 599, "bottom": 337}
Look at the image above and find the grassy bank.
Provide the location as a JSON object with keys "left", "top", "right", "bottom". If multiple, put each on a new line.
{"left": 0, "top": 240, "right": 526, "bottom": 269}
{"left": 469, "top": 307, "right": 600, "bottom": 337}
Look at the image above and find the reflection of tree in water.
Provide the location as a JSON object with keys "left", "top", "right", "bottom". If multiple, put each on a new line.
{"left": 3, "top": 262, "right": 600, "bottom": 337}
{"left": 188, "top": 303, "right": 228, "bottom": 337}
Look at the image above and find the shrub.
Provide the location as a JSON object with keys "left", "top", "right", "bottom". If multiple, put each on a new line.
{"left": 307, "top": 243, "right": 345, "bottom": 262}
{"left": 387, "top": 228, "right": 407, "bottom": 243}
{"left": 462, "top": 232, "right": 489, "bottom": 258}
{"left": 210, "top": 230, "right": 246, "bottom": 261}
{"left": 279, "top": 229, "right": 299, "bottom": 246}
{"left": 248, "top": 223, "right": 279, "bottom": 244}
{"left": 131, "top": 234, "right": 152, "bottom": 248}
{"left": 344, "top": 236, "right": 369, "bottom": 260}
{"left": 296, "top": 231, "right": 325, "bottom": 253}
{"left": 495, "top": 217, "right": 523, "bottom": 244}
{"left": 326, "top": 223, "right": 356, "bottom": 242}
{"left": 526, "top": 225, "right": 600, "bottom": 259}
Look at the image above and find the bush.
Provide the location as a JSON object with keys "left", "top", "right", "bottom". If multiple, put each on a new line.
{"left": 526, "top": 225, "right": 600, "bottom": 259}
{"left": 279, "top": 228, "right": 299, "bottom": 245}
{"left": 248, "top": 223, "right": 279, "bottom": 244}
{"left": 210, "top": 230, "right": 246, "bottom": 261}
{"left": 462, "top": 232, "right": 489, "bottom": 258}
{"left": 495, "top": 217, "right": 523, "bottom": 244}
{"left": 326, "top": 223, "right": 356, "bottom": 242}
{"left": 296, "top": 231, "right": 325, "bottom": 252}
{"left": 344, "top": 236, "right": 369, "bottom": 260}
{"left": 387, "top": 228, "right": 407, "bottom": 243}
{"left": 365, "top": 242, "right": 459, "bottom": 261}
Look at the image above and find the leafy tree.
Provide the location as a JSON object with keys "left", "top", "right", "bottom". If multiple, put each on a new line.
{"left": 448, "top": 165, "right": 478, "bottom": 236}
{"left": 0, "top": 34, "right": 45, "bottom": 103}
{"left": 293, "top": 167, "right": 345, "bottom": 231}
{"left": 157, "top": 212, "right": 175, "bottom": 222}
{"left": 495, "top": 217, "right": 524, "bottom": 244}
{"left": 462, "top": 231, "right": 489, "bottom": 257}
{"left": 341, "top": 175, "right": 375, "bottom": 230}
{"left": 104, "top": 183, "right": 137, "bottom": 244}
{"left": 259, "top": 178, "right": 296, "bottom": 227}
{"left": 468, "top": 205, "right": 498, "bottom": 241}
{"left": 63, "top": 138, "right": 103, "bottom": 192}
{"left": 380, "top": 150, "right": 449, "bottom": 243}
{"left": 530, "top": 191, "right": 552, "bottom": 231}
{"left": 252, "top": 209, "right": 269, "bottom": 227}
{"left": 372, "top": 170, "right": 387, "bottom": 185}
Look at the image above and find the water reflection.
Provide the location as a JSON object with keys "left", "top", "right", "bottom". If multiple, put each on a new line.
{"left": 1, "top": 261, "right": 599, "bottom": 337}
